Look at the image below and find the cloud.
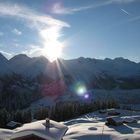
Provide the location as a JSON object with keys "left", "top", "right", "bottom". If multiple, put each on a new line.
{"left": 0, "top": 1, "right": 137, "bottom": 59}
{"left": 0, "top": 50, "right": 13, "bottom": 59}
{"left": 0, "top": 2, "right": 70, "bottom": 59}
{"left": 12, "top": 28, "right": 22, "bottom": 35}
{"left": 21, "top": 45, "right": 43, "bottom": 57}
{"left": 51, "top": 0, "right": 137, "bottom": 15}
{"left": 111, "top": 0, "right": 137, "bottom": 3}
{"left": 51, "top": 2, "right": 94, "bottom": 15}
{"left": 51, "top": 1, "right": 112, "bottom": 15}
{"left": 0, "top": 3, "right": 69, "bottom": 28}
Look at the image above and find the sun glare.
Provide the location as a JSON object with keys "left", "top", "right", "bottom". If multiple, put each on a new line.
{"left": 43, "top": 41, "right": 63, "bottom": 62}
{"left": 40, "top": 27, "right": 64, "bottom": 62}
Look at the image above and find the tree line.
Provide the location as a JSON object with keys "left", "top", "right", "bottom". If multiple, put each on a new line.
{"left": 0, "top": 99, "right": 119, "bottom": 128}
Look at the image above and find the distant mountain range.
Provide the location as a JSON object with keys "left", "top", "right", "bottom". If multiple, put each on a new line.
{"left": 0, "top": 53, "right": 140, "bottom": 89}
{"left": 0, "top": 53, "right": 140, "bottom": 77}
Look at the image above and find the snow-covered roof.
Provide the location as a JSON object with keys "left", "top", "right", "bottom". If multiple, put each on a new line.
{"left": 63, "top": 109, "right": 140, "bottom": 140}
{"left": 10, "top": 120, "right": 68, "bottom": 140}
{"left": 0, "top": 129, "right": 15, "bottom": 140}
{"left": 106, "top": 116, "right": 124, "bottom": 126}
{"left": 7, "top": 121, "right": 22, "bottom": 128}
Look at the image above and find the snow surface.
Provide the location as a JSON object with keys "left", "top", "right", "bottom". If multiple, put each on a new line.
{"left": 0, "top": 120, "right": 68, "bottom": 140}
{"left": 63, "top": 109, "right": 140, "bottom": 140}
{"left": 30, "top": 96, "right": 56, "bottom": 111}
{"left": 0, "top": 109, "right": 140, "bottom": 140}
{"left": 11, "top": 120, "right": 68, "bottom": 140}
{"left": 92, "top": 89, "right": 140, "bottom": 104}
{"left": 0, "top": 129, "right": 14, "bottom": 140}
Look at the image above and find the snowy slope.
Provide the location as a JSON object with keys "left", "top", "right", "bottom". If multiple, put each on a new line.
{"left": 30, "top": 96, "right": 57, "bottom": 111}
{"left": 92, "top": 89, "right": 140, "bottom": 104}
{"left": 30, "top": 89, "right": 140, "bottom": 110}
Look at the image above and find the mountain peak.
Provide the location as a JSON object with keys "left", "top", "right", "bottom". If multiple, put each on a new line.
{"left": 114, "top": 57, "right": 125, "bottom": 61}
{"left": 11, "top": 54, "right": 29, "bottom": 58}
{"left": 114, "top": 57, "right": 135, "bottom": 64}
{"left": 0, "top": 52, "right": 8, "bottom": 62}
{"left": 9, "top": 54, "right": 30, "bottom": 62}
{"left": 104, "top": 58, "right": 112, "bottom": 61}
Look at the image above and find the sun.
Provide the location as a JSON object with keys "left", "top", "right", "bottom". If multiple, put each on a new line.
{"left": 40, "top": 27, "right": 64, "bottom": 62}
{"left": 42, "top": 41, "right": 63, "bottom": 62}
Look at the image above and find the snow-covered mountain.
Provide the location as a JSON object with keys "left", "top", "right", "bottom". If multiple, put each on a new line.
{"left": 9, "top": 54, "right": 49, "bottom": 77}
{"left": 0, "top": 53, "right": 140, "bottom": 82}
{"left": 60, "top": 57, "right": 140, "bottom": 79}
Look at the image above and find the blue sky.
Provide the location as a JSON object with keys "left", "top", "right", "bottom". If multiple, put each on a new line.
{"left": 0, "top": 0, "right": 140, "bottom": 62}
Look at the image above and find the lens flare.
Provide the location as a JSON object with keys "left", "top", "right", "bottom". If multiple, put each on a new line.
{"left": 84, "top": 94, "right": 89, "bottom": 99}
{"left": 75, "top": 82, "right": 87, "bottom": 96}
{"left": 77, "top": 86, "right": 86, "bottom": 95}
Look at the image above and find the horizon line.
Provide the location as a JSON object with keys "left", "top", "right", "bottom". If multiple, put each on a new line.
{"left": 0, "top": 52, "right": 139, "bottom": 64}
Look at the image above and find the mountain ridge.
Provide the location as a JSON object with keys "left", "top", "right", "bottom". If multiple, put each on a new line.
{"left": 0, "top": 53, "right": 140, "bottom": 81}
